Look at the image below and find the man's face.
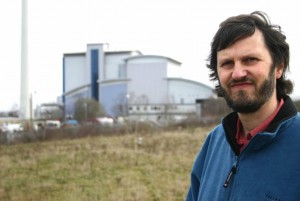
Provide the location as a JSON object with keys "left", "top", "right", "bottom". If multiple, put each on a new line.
{"left": 216, "top": 30, "right": 282, "bottom": 113}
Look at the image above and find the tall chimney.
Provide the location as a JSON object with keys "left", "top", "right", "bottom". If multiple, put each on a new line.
{"left": 20, "top": 0, "right": 30, "bottom": 119}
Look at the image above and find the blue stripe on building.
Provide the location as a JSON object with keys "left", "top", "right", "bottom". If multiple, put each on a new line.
{"left": 90, "top": 49, "right": 99, "bottom": 100}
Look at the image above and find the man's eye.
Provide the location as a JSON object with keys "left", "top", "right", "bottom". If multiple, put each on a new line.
{"left": 221, "top": 61, "right": 233, "bottom": 68}
{"left": 244, "top": 58, "right": 258, "bottom": 64}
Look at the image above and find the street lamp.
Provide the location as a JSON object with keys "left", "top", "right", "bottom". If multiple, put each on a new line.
{"left": 126, "top": 94, "right": 130, "bottom": 116}
{"left": 29, "top": 91, "right": 37, "bottom": 130}
{"left": 84, "top": 102, "right": 87, "bottom": 121}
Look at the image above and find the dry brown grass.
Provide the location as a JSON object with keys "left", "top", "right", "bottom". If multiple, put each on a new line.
{"left": 0, "top": 126, "right": 212, "bottom": 201}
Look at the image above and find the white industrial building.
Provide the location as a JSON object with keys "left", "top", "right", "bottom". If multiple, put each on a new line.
{"left": 62, "top": 43, "right": 215, "bottom": 123}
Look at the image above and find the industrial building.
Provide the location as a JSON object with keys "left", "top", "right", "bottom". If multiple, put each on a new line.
{"left": 62, "top": 43, "right": 216, "bottom": 123}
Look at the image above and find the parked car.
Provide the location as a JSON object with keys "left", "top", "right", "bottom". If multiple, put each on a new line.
{"left": 45, "top": 120, "right": 61, "bottom": 129}
{"left": 62, "top": 119, "right": 78, "bottom": 127}
{"left": 1, "top": 123, "right": 23, "bottom": 133}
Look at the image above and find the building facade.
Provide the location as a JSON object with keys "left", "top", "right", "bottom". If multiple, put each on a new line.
{"left": 62, "top": 43, "right": 215, "bottom": 123}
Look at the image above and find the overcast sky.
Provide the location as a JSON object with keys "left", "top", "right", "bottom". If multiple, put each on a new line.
{"left": 1, "top": 0, "right": 300, "bottom": 111}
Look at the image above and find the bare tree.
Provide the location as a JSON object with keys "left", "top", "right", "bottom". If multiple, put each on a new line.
{"left": 112, "top": 93, "right": 131, "bottom": 117}
{"left": 37, "top": 103, "right": 63, "bottom": 121}
{"left": 135, "top": 94, "right": 149, "bottom": 104}
{"left": 294, "top": 99, "right": 300, "bottom": 111}
{"left": 74, "top": 98, "right": 105, "bottom": 122}
{"left": 202, "top": 98, "right": 231, "bottom": 120}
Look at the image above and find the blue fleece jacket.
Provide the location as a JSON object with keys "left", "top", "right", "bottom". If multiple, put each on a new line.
{"left": 186, "top": 96, "right": 300, "bottom": 201}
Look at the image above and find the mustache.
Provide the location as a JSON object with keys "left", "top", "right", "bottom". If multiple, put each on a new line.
{"left": 228, "top": 77, "right": 255, "bottom": 86}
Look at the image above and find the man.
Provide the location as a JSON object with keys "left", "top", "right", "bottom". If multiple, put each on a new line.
{"left": 186, "top": 11, "right": 300, "bottom": 201}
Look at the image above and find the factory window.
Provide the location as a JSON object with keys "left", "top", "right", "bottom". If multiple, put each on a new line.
{"left": 151, "top": 106, "right": 160, "bottom": 110}
{"left": 118, "top": 63, "right": 126, "bottom": 78}
{"left": 180, "top": 98, "right": 184, "bottom": 104}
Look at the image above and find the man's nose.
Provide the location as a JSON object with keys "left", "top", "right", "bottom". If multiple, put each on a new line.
{"left": 232, "top": 64, "right": 247, "bottom": 80}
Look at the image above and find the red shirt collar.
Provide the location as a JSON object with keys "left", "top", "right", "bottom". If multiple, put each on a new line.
{"left": 236, "top": 98, "right": 284, "bottom": 151}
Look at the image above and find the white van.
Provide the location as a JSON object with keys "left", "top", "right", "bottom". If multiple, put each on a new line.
{"left": 45, "top": 120, "right": 61, "bottom": 129}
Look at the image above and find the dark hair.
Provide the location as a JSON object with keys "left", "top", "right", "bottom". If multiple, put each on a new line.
{"left": 207, "top": 11, "right": 293, "bottom": 98}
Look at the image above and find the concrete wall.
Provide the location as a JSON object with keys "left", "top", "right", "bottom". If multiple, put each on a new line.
{"left": 64, "top": 55, "right": 87, "bottom": 93}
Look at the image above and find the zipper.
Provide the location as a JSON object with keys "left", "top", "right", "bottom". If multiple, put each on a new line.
{"left": 223, "top": 134, "right": 256, "bottom": 189}
{"left": 223, "top": 164, "right": 237, "bottom": 188}
{"left": 223, "top": 156, "right": 238, "bottom": 188}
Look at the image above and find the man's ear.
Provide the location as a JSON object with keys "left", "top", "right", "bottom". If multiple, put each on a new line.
{"left": 276, "top": 64, "right": 284, "bottom": 79}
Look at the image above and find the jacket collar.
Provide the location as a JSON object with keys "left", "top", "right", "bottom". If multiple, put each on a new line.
{"left": 222, "top": 95, "right": 298, "bottom": 155}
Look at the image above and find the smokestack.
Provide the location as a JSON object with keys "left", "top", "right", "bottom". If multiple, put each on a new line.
{"left": 20, "top": 0, "right": 30, "bottom": 119}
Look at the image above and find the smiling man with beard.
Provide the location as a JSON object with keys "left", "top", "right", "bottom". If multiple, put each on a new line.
{"left": 186, "top": 11, "right": 300, "bottom": 201}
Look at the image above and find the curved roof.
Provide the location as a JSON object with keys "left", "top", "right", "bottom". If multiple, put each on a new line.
{"left": 105, "top": 50, "right": 142, "bottom": 55}
{"left": 167, "top": 77, "right": 215, "bottom": 91}
{"left": 125, "top": 55, "right": 181, "bottom": 64}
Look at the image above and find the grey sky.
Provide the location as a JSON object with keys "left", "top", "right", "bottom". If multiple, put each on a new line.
{"left": 1, "top": 0, "right": 299, "bottom": 111}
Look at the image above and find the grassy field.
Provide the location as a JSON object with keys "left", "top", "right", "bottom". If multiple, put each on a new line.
{"left": 0, "top": 127, "right": 211, "bottom": 201}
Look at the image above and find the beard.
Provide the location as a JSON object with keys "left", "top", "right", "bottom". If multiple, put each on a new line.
{"left": 220, "top": 69, "right": 275, "bottom": 114}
